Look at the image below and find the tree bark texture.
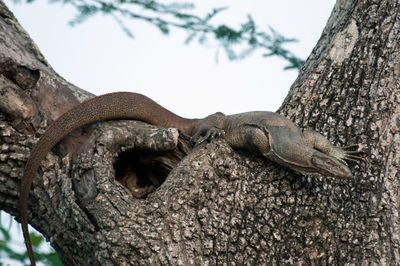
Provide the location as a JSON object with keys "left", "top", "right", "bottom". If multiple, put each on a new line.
{"left": 0, "top": 0, "right": 399, "bottom": 265}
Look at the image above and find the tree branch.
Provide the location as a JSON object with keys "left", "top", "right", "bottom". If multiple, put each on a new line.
{"left": 1, "top": 0, "right": 399, "bottom": 264}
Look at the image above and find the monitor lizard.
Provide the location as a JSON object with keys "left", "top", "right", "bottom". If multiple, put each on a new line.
{"left": 20, "top": 92, "right": 360, "bottom": 265}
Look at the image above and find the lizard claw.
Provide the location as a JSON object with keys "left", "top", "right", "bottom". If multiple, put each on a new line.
{"left": 335, "top": 144, "right": 364, "bottom": 164}
{"left": 192, "top": 127, "right": 225, "bottom": 146}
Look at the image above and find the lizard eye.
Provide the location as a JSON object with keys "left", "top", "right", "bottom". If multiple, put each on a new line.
{"left": 325, "top": 159, "right": 339, "bottom": 170}
{"left": 326, "top": 160, "right": 333, "bottom": 166}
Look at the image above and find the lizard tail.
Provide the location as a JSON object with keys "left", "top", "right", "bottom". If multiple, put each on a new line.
{"left": 20, "top": 92, "right": 194, "bottom": 265}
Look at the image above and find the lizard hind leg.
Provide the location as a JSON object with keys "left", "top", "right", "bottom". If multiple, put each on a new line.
{"left": 191, "top": 125, "right": 225, "bottom": 146}
{"left": 191, "top": 112, "right": 226, "bottom": 145}
{"left": 303, "top": 130, "right": 363, "bottom": 165}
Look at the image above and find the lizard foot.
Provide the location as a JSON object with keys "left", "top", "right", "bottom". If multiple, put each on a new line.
{"left": 192, "top": 126, "right": 225, "bottom": 146}
{"left": 333, "top": 144, "right": 364, "bottom": 165}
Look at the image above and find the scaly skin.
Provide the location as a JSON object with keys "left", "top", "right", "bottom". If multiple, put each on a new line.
{"left": 223, "top": 111, "right": 360, "bottom": 178}
{"left": 20, "top": 92, "right": 359, "bottom": 265}
{"left": 20, "top": 92, "right": 201, "bottom": 266}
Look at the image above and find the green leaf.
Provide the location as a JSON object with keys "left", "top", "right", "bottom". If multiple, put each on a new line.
{"left": 44, "top": 252, "right": 63, "bottom": 266}
{"left": 15, "top": 0, "right": 304, "bottom": 71}
{"left": 214, "top": 25, "right": 241, "bottom": 42}
{"left": 157, "top": 21, "right": 170, "bottom": 34}
{"left": 0, "top": 225, "right": 11, "bottom": 241}
{"left": 29, "top": 231, "right": 44, "bottom": 248}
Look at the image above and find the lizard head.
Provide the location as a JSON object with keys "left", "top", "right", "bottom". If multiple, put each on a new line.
{"left": 311, "top": 150, "right": 353, "bottom": 178}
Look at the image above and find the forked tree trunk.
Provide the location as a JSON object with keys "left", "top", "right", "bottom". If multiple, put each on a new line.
{"left": 0, "top": 0, "right": 399, "bottom": 264}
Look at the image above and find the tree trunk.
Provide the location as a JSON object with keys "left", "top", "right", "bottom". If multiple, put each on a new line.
{"left": 0, "top": 0, "right": 399, "bottom": 264}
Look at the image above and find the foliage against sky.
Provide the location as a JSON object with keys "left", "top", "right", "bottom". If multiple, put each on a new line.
{"left": 16, "top": 0, "right": 304, "bottom": 70}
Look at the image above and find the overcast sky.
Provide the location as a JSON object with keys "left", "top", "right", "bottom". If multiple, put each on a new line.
{"left": 5, "top": 0, "right": 335, "bottom": 117}
{"left": 2, "top": 1, "right": 336, "bottom": 264}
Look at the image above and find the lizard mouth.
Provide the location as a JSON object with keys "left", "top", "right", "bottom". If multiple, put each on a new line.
{"left": 311, "top": 151, "right": 353, "bottom": 179}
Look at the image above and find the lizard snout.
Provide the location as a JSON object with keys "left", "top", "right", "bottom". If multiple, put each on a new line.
{"left": 311, "top": 151, "right": 353, "bottom": 179}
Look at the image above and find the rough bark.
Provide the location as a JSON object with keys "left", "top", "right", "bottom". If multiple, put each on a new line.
{"left": 0, "top": 0, "right": 399, "bottom": 265}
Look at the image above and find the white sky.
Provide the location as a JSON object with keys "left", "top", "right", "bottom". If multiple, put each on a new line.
{"left": 4, "top": 0, "right": 335, "bottom": 117}
{"left": 1, "top": 0, "right": 336, "bottom": 265}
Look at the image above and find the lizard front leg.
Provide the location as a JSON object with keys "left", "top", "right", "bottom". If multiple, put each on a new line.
{"left": 225, "top": 124, "right": 271, "bottom": 157}
{"left": 302, "top": 130, "right": 362, "bottom": 165}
